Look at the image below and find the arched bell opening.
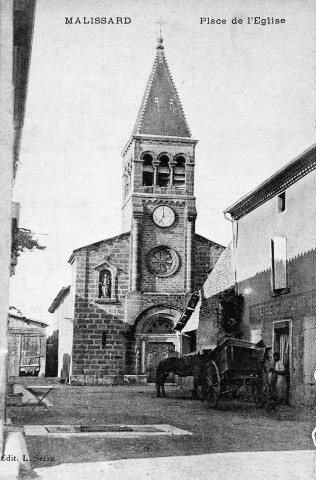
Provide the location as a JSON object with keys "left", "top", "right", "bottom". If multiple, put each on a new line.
{"left": 174, "top": 155, "right": 186, "bottom": 188}
{"left": 157, "top": 155, "right": 170, "bottom": 187}
{"left": 142, "top": 153, "right": 154, "bottom": 186}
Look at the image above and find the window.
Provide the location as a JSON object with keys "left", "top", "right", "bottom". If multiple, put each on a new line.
{"left": 157, "top": 155, "right": 170, "bottom": 187}
{"left": 169, "top": 98, "right": 174, "bottom": 113}
{"left": 174, "top": 156, "right": 186, "bottom": 188}
{"left": 99, "top": 269, "right": 112, "bottom": 299}
{"left": 142, "top": 154, "right": 154, "bottom": 186}
{"left": 102, "top": 332, "right": 107, "bottom": 349}
{"left": 271, "top": 237, "right": 287, "bottom": 292}
{"left": 155, "top": 97, "right": 159, "bottom": 110}
{"left": 278, "top": 192, "right": 286, "bottom": 213}
{"left": 147, "top": 246, "right": 179, "bottom": 277}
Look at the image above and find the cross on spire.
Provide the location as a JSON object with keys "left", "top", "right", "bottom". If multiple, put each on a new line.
{"left": 155, "top": 18, "right": 165, "bottom": 45}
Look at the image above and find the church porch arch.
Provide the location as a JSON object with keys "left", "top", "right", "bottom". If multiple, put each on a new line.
{"left": 133, "top": 306, "right": 182, "bottom": 382}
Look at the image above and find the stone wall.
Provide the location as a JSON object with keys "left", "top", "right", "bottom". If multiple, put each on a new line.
{"left": 196, "top": 244, "right": 234, "bottom": 351}
{"left": 196, "top": 292, "right": 220, "bottom": 351}
{"left": 70, "top": 224, "right": 224, "bottom": 382}
{"left": 71, "top": 233, "right": 130, "bottom": 379}
{"left": 140, "top": 200, "right": 187, "bottom": 293}
{"left": 193, "top": 235, "right": 224, "bottom": 292}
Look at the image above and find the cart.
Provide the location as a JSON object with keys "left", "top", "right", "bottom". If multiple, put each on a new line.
{"left": 204, "top": 338, "right": 269, "bottom": 408}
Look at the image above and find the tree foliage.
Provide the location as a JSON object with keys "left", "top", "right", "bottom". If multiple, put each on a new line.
{"left": 217, "top": 287, "right": 244, "bottom": 338}
{"left": 11, "top": 227, "right": 46, "bottom": 259}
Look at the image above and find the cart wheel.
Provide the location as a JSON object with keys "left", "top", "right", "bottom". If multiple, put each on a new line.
{"left": 206, "top": 360, "right": 220, "bottom": 409}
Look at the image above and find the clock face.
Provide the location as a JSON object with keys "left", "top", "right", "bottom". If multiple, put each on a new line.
{"left": 147, "top": 246, "right": 179, "bottom": 277}
{"left": 152, "top": 205, "right": 175, "bottom": 228}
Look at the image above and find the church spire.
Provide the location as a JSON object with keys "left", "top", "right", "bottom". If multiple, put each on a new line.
{"left": 132, "top": 39, "right": 191, "bottom": 138}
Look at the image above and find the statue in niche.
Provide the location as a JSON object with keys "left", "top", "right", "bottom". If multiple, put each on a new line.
{"left": 99, "top": 270, "right": 111, "bottom": 298}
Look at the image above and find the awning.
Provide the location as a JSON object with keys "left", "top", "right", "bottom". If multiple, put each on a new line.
{"left": 182, "top": 297, "right": 201, "bottom": 333}
{"left": 173, "top": 293, "right": 200, "bottom": 332}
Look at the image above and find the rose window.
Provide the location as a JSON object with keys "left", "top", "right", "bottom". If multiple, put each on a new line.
{"left": 147, "top": 246, "right": 179, "bottom": 277}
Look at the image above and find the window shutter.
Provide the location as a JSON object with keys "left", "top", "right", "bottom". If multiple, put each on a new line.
{"left": 271, "top": 237, "right": 287, "bottom": 290}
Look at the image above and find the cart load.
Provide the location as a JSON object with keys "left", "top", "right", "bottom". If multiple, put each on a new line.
{"left": 205, "top": 338, "right": 270, "bottom": 408}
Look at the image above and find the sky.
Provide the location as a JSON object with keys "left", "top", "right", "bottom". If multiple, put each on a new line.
{"left": 9, "top": 0, "right": 316, "bottom": 330}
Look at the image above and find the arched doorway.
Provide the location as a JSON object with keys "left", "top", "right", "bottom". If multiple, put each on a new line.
{"left": 135, "top": 306, "right": 181, "bottom": 382}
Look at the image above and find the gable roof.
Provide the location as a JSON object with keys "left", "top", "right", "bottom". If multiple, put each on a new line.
{"left": 224, "top": 144, "right": 316, "bottom": 220}
{"left": 194, "top": 233, "right": 225, "bottom": 250}
{"left": 48, "top": 286, "right": 71, "bottom": 313}
{"left": 133, "top": 38, "right": 191, "bottom": 138}
{"left": 9, "top": 306, "right": 48, "bottom": 327}
{"left": 68, "top": 231, "right": 131, "bottom": 263}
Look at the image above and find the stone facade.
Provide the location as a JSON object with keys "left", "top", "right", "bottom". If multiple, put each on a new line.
{"left": 68, "top": 229, "right": 223, "bottom": 383}
{"left": 69, "top": 233, "right": 130, "bottom": 381}
{"left": 57, "top": 38, "right": 224, "bottom": 385}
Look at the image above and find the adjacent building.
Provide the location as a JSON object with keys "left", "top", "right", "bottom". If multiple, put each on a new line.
{"left": 175, "top": 144, "right": 316, "bottom": 406}
{"left": 48, "top": 286, "right": 72, "bottom": 379}
{"left": 8, "top": 307, "right": 47, "bottom": 378}
{"left": 0, "top": 0, "right": 36, "bottom": 457}
{"left": 174, "top": 243, "right": 235, "bottom": 352}
{"left": 224, "top": 144, "right": 316, "bottom": 405}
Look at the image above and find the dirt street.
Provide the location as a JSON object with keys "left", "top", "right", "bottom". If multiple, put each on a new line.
{"left": 7, "top": 384, "right": 316, "bottom": 470}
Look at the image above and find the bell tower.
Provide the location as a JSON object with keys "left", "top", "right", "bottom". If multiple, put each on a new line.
{"left": 67, "top": 36, "right": 224, "bottom": 385}
{"left": 122, "top": 37, "right": 198, "bottom": 300}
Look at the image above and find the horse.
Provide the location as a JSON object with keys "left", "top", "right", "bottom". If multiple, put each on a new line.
{"left": 155, "top": 354, "right": 208, "bottom": 398}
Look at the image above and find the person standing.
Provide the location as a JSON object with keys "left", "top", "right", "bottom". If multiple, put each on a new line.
{"left": 270, "top": 352, "right": 287, "bottom": 405}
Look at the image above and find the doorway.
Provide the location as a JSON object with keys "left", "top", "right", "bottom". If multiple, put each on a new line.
{"left": 273, "top": 320, "right": 291, "bottom": 403}
{"left": 135, "top": 306, "right": 181, "bottom": 381}
{"left": 145, "top": 342, "right": 175, "bottom": 383}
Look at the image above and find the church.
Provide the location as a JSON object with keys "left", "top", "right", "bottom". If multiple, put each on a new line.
{"left": 50, "top": 37, "right": 224, "bottom": 385}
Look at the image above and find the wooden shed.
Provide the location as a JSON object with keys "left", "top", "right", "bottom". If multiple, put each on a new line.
{"left": 8, "top": 307, "right": 48, "bottom": 377}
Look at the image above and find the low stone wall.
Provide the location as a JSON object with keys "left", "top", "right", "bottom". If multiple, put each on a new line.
{"left": 70, "top": 374, "right": 147, "bottom": 386}
{"left": 123, "top": 375, "right": 147, "bottom": 385}
{"left": 70, "top": 375, "right": 124, "bottom": 386}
